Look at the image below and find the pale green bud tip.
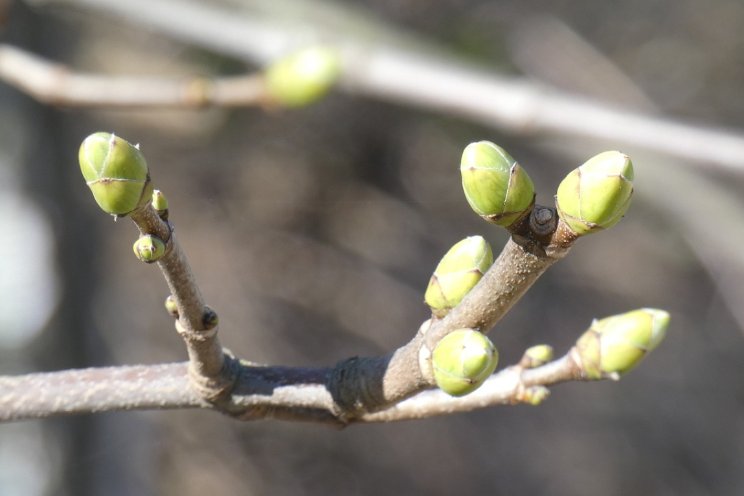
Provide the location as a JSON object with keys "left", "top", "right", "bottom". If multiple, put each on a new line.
{"left": 556, "top": 151, "right": 634, "bottom": 236}
{"left": 424, "top": 236, "right": 493, "bottom": 318}
{"left": 133, "top": 234, "right": 166, "bottom": 263}
{"left": 79, "top": 132, "right": 152, "bottom": 216}
{"left": 519, "top": 386, "right": 550, "bottom": 405}
{"left": 152, "top": 189, "right": 168, "bottom": 211}
{"left": 575, "top": 308, "right": 670, "bottom": 379}
{"left": 460, "top": 141, "right": 535, "bottom": 227}
{"left": 164, "top": 295, "right": 179, "bottom": 318}
{"left": 265, "top": 46, "right": 341, "bottom": 107}
{"left": 521, "top": 344, "right": 554, "bottom": 368}
{"left": 432, "top": 328, "right": 498, "bottom": 397}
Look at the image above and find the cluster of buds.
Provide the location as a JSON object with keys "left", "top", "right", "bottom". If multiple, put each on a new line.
{"left": 460, "top": 141, "right": 634, "bottom": 238}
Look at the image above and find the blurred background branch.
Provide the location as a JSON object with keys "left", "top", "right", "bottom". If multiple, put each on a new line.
{"left": 25, "top": 0, "right": 744, "bottom": 174}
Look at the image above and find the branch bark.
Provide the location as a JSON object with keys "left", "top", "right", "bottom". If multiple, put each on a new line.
{"left": 0, "top": 353, "right": 584, "bottom": 424}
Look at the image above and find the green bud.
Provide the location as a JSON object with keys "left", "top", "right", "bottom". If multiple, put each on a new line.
{"left": 264, "top": 46, "right": 341, "bottom": 108}
{"left": 79, "top": 132, "right": 152, "bottom": 216}
{"left": 518, "top": 386, "right": 550, "bottom": 405}
{"left": 152, "top": 189, "right": 168, "bottom": 212}
{"left": 575, "top": 308, "right": 670, "bottom": 379}
{"left": 432, "top": 328, "right": 498, "bottom": 397}
{"left": 460, "top": 141, "right": 535, "bottom": 227}
{"left": 424, "top": 236, "right": 493, "bottom": 318}
{"left": 521, "top": 344, "right": 554, "bottom": 368}
{"left": 164, "top": 295, "right": 179, "bottom": 318}
{"left": 133, "top": 234, "right": 166, "bottom": 263}
{"left": 555, "top": 151, "right": 634, "bottom": 235}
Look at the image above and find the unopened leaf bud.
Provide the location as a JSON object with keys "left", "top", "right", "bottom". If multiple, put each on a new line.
{"left": 518, "top": 385, "right": 550, "bottom": 405}
{"left": 164, "top": 295, "right": 179, "bottom": 318}
{"left": 133, "top": 234, "right": 165, "bottom": 263}
{"left": 520, "top": 344, "right": 554, "bottom": 368}
{"left": 575, "top": 308, "right": 670, "bottom": 379}
{"left": 79, "top": 132, "right": 152, "bottom": 216}
{"left": 202, "top": 306, "right": 219, "bottom": 330}
{"left": 432, "top": 328, "right": 498, "bottom": 397}
{"left": 460, "top": 141, "right": 535, "bottom": 227}
{"left": 425, "top": 236, "right": 493, "bottom": 318}
{"left": 556, "top": 151, "right": 634, "bottom": 236}
{"left": 264, "top": 46, "right": 341, "bottom": 107}
{"left": 151, "top": 189, "right": 169, "bottom": 220}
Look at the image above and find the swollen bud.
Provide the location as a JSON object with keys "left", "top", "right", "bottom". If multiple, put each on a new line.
{"left": 164, "top": 295, "right": 179, "bottom": 318}
{"left": 79, "top": 132, "right": 152, "bottom": 217}
{"left": 460, "top": 141, "right": 535, "bottom": 227}
{"left": 264, "top": 46, "right": 341, "bottom": 108}
{"left": 432, "top": 328, "right": 498, "bottom": 397}
{"left": 555, "top": 151, "right": 634, "bottom": 235}
{"left": 424, "top": 236, "right": 493, "bottom": 318}
{"left": 574, "top": 308, "right": 670, "bottom": 379}
{"left": 133, "top": 234, "right": 166, "bottom": 263}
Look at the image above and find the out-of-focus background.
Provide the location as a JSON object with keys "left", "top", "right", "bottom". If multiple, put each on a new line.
{"left": 2, "top": 0, "right": 744, "bottom": 494}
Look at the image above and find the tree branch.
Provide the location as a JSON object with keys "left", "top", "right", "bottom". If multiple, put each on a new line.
{"left": 129, "top": 203, "right": 233, "bottom": 400}
{"left": 0, "top": 44, "right": 266, "bottom": 108}
{"left": 0, "top": 201, "right": 577, "bottom": 423}
{"left": 0, "top": 352, "right": 585, "bottom": 424}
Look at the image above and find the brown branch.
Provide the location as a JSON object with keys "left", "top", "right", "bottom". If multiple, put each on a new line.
{"left": 359, "top": 355, "right": 581, "bottom": 422}
{"left": 129, "top": 204, "right": 233, "bottom": 401}
{"left": 0, "top": 363, "right": 200, "bottom": 421}
{"left": 0, "top": 44, "right": 266, "bottom": 108}
{"left": 0, "top": 353, "right": 586, "bottom": 424}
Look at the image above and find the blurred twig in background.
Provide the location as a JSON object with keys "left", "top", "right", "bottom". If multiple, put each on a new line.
{"left": 22, "top": 0, "right": 744, "bottom": 174}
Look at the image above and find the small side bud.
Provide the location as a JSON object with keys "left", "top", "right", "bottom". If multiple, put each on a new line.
{"left": 264, "top": 46, "right": 341, "bottom": 108}
{"left": 164, "top": 295, "right": 179, "bottom": 318}
{"left": 520, "top": 344, "right": 554, "bottom": 368}
{"left": 460, "top": 141, "right": 535, "bottom": 227}
{"left": 424, "top": 236, "right": 493, "bottom": 318}
{"left": 202, "top": 306, "right": 219, "bottom": 330}
{"left": 432, "top": 328, "right": 498, "bottom": 397}
{"left": 517, "top": 385, "right": 550, "bottom": 405}
{"left": 79, "top": 132, "right": 152, "bottom": 217}
{"left": 555, "top": 151, "right": 634, "bottom": 236}
{"left": 133, "top": 234, "right": 166, "bottom": 263}
{"left": 575, "top": 308, "right": 670, "bottom": 379}
{"left": 151, "top": 189, "right": 169, "bottom": 220}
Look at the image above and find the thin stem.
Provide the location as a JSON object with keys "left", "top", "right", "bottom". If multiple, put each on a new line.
{"left": 0, "top": 44, "right": 266, "bottom": 108}
{"left": 130, "top": 204, "right": 231, "bottom": 400}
